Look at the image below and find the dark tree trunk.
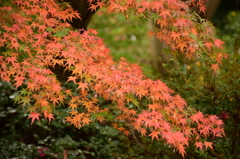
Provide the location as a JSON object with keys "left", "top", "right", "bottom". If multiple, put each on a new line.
{"left": 64, "top": 0, "right": 95, "bottom": 30}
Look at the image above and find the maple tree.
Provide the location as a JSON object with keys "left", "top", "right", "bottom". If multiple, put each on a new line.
{"left": 0, "top": 0, "right": 227, "bottom": 157}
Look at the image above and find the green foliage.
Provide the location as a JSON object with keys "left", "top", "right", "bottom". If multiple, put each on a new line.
{"left": 88, "top": 11, "right": 155, "bottom": 78}
{"left": 0, "top": 139, "right": 39, "bottom": 159}
{"left": 213, "top": 10, "right": 240, "bottom": 52}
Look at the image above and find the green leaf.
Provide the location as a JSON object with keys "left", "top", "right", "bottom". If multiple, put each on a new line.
{"left": 19, "top": 88, "right": 32, "bottom": 96}
{"left": 53, "top": 28, "right": 69, "bottom": 37}
{"left": 20, "top": 96, "right": 31, "bottom": 106}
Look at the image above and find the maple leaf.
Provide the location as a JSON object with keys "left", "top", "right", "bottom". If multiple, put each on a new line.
{"left": 77, "top": 82, "right": 88, "bottom": 92}
{"left": 177, "top": 42, "right": 187, "bottom": 52}
{"left": 148, "top": 103, "right": 159, "bottom": 111}
{"left": 51, "top": 83, "right": 62, "bottom": 94}
{"left": 89, "top": 4, "right": 98, "bottom": 11}
{"left": 118, "top": 6, "right": 128, "bottom": 14}
{"left": 136, "top": 7, "right": 145, "bottom": 14}
{"left": 170, "top": 32, "right": 181, "bottom": 41}
{"left": 69, "top": 103, "right": 78, "bottom": 109}
{"left": 124, "top": 130, "right": 130, "bottom": 136}
{"left": 82, "top": 117, "right": 92, "bottom": 125}
{"left": 204, "top": 141, "right": 213, "bottom": 150}
{"left": 152, "top": 1, "right": 164, "bottom": 13}
{"left": 199, "top": 5, "right": 206, "bottom": 14}
{"left": 215, "top": 119, "right": 224, "bottom": 127}
{"left": 148, "top": 130, "right": 159, "bottom": 140}
{"left": 174, "top": 18, "right": 189, "bottom": 28}
{"left": 211, "top": 128, "right": 222, "bottom": 137}
{"left": 191, "top": 112, "right": 204, "bottom": 123}
{"left": 199, "top": 125, "right": 211, "bottom": 137}
{"left": 178, "top": 118, "right": 187, "bottom": 125}
{"left": 214, "top": 39, "right": 224, "bottom": 48}
{"left": 28, "top": 112, "right": 42, "bottom": 125}
{"left": 140, "top": 128, "right": 147, "bottom": 137}
{"left": 14, "top": 75, "right": 25, "bottom": 88}
{"left": 11, "top": 41, "right": 20, "bottom": 50}
{"left": 156, "top": 19, "right": 168, "bottom": 28}
{"left": 159, "top": 10, "right": 171, "bottom": 19}
{"left": 178, "top": 144, "right": 186, "bottom": 158}
{"left": 6, "top": 57, "right": 17, "bottom": 65}
{"left": 211, "top": 64, "right": 219, "bottom": 73}
{"left": 43, "top": 110, "right": 55, "bottom": 124}
{"left": 195, "top": 141, "right": 203, "bottom": 151}
{"left": 96, "top": 1, "right": 105, "bottom": 9}
{"left": 204, "top": 42, "right": 213, "bottom": 49}
{"left": 67, "top": 76, "right": 77, "bottom": 83}
{"left": 118, "top": 127, "right": 125, "bottom": 132}
{"left": 88, "top": 29, "right": 99, "bottom": 35}
{"left": 16, "top": 95, "right": 30, "bottom": 106}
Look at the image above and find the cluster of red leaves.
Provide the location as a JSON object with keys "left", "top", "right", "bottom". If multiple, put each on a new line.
{"left": 0, "top": 0, "right": 225, "bottom": 157}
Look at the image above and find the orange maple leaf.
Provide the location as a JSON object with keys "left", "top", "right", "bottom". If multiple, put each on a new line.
{"left": 148, "top": 130, "right": 160, "bottom": 140}
{"left": 14, "top": 75, "right": 25, "bottom": 88}
{"left": 214, "top": 39, "right": 224, "bottom": 48}
{"left": 204, "top": 42, "right": 213, "bottom": 49}
{"left": 211, "top": 64, "right": 219, "bottom": 73}
{"left": 140, "top": 128, "right": 147, "bottom": 137}
{"left": 177, "top": 144, "right": 186, "bottom": 158}
{"left": 152, "top": 1, "right": 164, "bottom": 13}
{"left": 89, "top": 4, "right": 98, "bottom": 11}
{"left": 124, "top": 130, "right": 130, "bottom": 136}
{"left": 77, "top": 82, "right": 88, "bottom": 92}
{"left": 195, "top": 141, "right": 203, "bottom": 151}
{"left": 82, "top": 117, "right": 92, "bottom": 125}
{"left": 148, "top": 103, "right": 159, "bottom": 111}
{"left": 28, "top": 112, "right": 42, "bottom": 125}
{"left": 191, "top": 111, "right": 204, "bottom": 123}
{"left": 204, "top": 141, "right": 213, "bottom": 150}
{"left": 67, "top": 76, "right": 77, "bottom": 83}
{"left": 170, "top": 32, "right": 181, "bottom": 41}
{"left": 43, "top": 110, "right": 55, "bottom": 124}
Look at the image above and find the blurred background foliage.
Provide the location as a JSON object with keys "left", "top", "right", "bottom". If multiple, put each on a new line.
{"left": 0, "top": 1, "right": 240, "bottom": 158}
